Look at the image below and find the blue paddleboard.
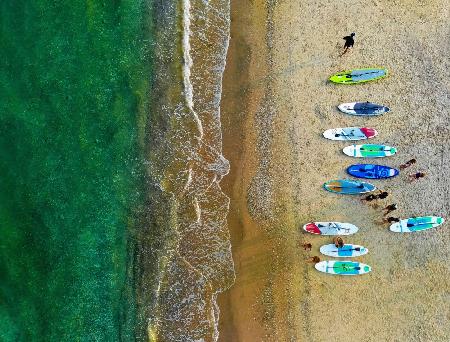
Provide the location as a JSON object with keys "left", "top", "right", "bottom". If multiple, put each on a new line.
{"left": 347, "top": 164, "right": 399, "bottom": 179}
{"left": 323, "top": 179, "right": 376, "bottom": 195}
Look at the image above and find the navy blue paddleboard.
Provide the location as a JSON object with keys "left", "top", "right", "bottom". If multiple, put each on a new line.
{"left": 347, "top": 164, "right": 399, "bottom": 179}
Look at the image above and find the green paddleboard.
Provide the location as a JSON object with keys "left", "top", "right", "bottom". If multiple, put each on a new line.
{"left": 329, "top": 68, "right": 388, "bottom": 84}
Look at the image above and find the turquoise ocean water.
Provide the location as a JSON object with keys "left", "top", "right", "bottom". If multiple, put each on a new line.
{"left": 0, "top": 1, "right": 153, "bottom": 340}
{"left": 1, "top": 1, "right": 234, "bottom": 340}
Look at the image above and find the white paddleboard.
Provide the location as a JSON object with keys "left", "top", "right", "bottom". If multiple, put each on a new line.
{"left": 323, "top": 127, "right": 377, "bottom": 141}
{"left": 390, "top": 216, "right": 445, "bottom": 233}
{"left": 315, "top": 260, "right": 372, "bottom": 275}
{"left": 303, "top": 222, "right": 359, "bottom": 235}
{"left": 338, "top": 102, "right": 389, "bottom": 115}
{"left": 343, "top": 144, "right": 397, "bottom": 158}
{"left": 319, "top": 244, "right": 368, "bottom": 257}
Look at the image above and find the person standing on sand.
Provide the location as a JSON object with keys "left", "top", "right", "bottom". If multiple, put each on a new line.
{"left": 341, "top": 32, "right": 355, "bottom": 55}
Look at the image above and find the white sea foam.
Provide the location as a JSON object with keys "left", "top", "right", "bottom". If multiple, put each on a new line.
{"left": 152, "top": 0, "right": 233, "bottom": 341}
{"left": 182, "top": 0, "right": 204, "bottom": 140}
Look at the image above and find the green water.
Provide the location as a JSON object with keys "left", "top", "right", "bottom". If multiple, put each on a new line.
{"left": 0, "top": 1, "right": 153, "bottom": 340}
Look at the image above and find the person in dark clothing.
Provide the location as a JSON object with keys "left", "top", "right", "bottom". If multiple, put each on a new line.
{"left": 342, "top": 32, "right": 355, "bottom": 55}
{"left": 399, "top": 158, "right": 416, "bottom": 170}
{"left": 362, "top": 193, "right": 377, "bottom": 202}
{"left": 409, "top": 171, "right": 426, "bottom": 182}
{"left": 377, "top": 191, "right": 389, "bottom": 199}
{"left": 383, "top": 217, "right": 400, "bottom": 224}
{"left": 306, "top": 256, "right": 321, "bottom": 264}
{"left": 383, "top": 204, "right": 398, "bottom": 216}
{"left": 300, "top": 242, "right": 312, "bottom": 251}
{"left": 333, "top": 236, "right": 344, "bottom": 248}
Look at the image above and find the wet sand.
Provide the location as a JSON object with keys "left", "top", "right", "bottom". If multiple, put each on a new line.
{"left": 218, "top": 0, "right": 450, "bottom": 341}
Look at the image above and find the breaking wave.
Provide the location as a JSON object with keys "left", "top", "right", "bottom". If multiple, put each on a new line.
{"left": 147, "top": 1, "right": 233, "bottom": 340}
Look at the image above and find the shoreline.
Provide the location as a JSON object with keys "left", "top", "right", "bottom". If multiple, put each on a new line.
{"left": 218, "top": 0, "right": 450, "bottom": 341}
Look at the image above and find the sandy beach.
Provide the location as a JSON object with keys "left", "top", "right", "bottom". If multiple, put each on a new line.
{"left": 218, "top": 1, "right": 450, "bottom": 341}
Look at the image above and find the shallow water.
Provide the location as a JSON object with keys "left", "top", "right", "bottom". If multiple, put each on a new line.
{"left": 0, "top": 0, "right": 233, "bottom": 340}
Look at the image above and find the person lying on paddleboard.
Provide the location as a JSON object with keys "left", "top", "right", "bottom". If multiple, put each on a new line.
{"left": 342, "top": 32, "right": 355, "bottom": 55}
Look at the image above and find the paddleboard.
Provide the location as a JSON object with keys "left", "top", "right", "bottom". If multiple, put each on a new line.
{"left": 329, "top": 68, "right": 388, "bottom": 84}
{"left": 338, "top": 102, "right": 390, "bottom": 116}
{"left": 390, "top": 216, "right": 445, "bottom": 233}
{"left": 320, "top": 244, "right": 369, "bottom": 257}
{"left": 323, "top": 179, "right": 376, "bottom": 194}
{"left": 315, "top": 260, "right": 372, "bottom": 275}
{"left": 347, "top": 164, "right": 399, "bottom": 179}
{"left": 323, "top": 127, "right": 377, "bottom": 141}
{"left": 343, "top": 144, "right": 397, "bottom": 158}
{"left": 303, "top": 222, "right": 359, "bottom": 235}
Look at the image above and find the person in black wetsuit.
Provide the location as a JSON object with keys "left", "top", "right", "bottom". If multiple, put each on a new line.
{"left": 342, "top": 32, "right": 355, "bottom": 55}
{"left": 383, "top": 203, "right": 398, "bottom": 216}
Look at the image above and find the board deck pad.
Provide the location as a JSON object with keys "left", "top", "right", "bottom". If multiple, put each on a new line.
{"left": 320, "top": 244, "right": 368, "bottom": 257}
{"left": 338, "top": 102, "right": 390, "bottom": 116}
{"left": 343, "top": 144, "right": 397, "bottom": 158}
{"left": 323, "top": 127, "right": 377, "bottom": 141}
{"left": 329, "top": 68, "right": 388, "bottom": 84}
{"left": 347, "top": 164, "right": 399, "bottom": 179}
{"left": 324, "top": 179, "right": 376, "bottom": 194}
{"left": 315, "top": 260, "right": 372, "bottom": 275}
{"left": 303, "top": 222, "right": 359, "bottom": 235}
{"left": 390, "top": 216, "right": 445, "bottom": 232}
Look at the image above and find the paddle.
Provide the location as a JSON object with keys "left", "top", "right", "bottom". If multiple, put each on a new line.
{"left": 335, "top": 131, "right": 365, "bottom": 139}
{"left": 360, "top": 147, "right": 391, "bottom": 152}
{"left": 331, "top": 247, "right": 361, "bottom": 252}
{"left": 329, "top": 183, "right": 365, "bottom": 189}
{"left": 328, "top": 265, "right": 361, "bottom": 271}
{"left": 317, "top": 223, "right": 351, "bottom": 233}
{"left": 349, "top": 71, "right": 381, "bottom": 77}
{"left": 406, "top": 222, "right": 433, "bottom": 228}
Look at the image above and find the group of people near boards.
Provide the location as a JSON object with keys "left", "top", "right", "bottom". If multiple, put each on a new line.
{"left": 301, "top": 33, "right": 430, "bottom": 267}
{"left": 303, "top": 159, "right": 428, "bottom": 265}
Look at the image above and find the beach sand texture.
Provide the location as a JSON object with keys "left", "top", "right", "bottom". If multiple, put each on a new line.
{"left": 218, "top": 0, "right": 450, "bottom": 341}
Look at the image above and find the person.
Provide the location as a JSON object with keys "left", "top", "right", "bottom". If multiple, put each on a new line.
{"left": 362, "top": 191, "right": 388, "bottom": 202}
{"left": 399, "top": 158, "right": 416, "bottom": 170}
{"left": 383, "top": 216, "right": 400, "bottom": 224}
{"left": 306, "top": 256, "right": 321, "bottom": 264}
{"left": 333, "top": 236, "right": 344, "bottom": 248}
{"left": 300, "top": 242, "right": 312, "bottom": 251}
{"left": 383, "top": 203, "right": 398, "bottom": 215}
{"left": 377, "top": 191, "right": 389, "bottom": 199}
{"left": 361, "top": 193, "right": 377, "bottom": 202}
{"left": 342, "top": 32, "right": 355, "bottom": 55}
{"left": 409, "top": 171, "right": 426, "bottom": 181}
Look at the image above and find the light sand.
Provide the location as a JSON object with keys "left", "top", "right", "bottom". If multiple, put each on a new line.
{"left": 219, "top": 0, "right": 450, "bottom": 341}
